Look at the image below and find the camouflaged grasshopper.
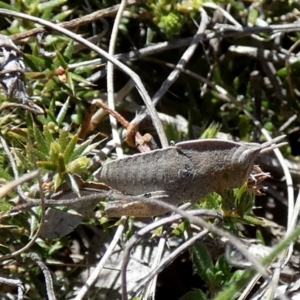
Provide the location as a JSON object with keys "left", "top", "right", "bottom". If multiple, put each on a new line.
{"left": 94, "top": 136, "right": 286, "bottom": 217}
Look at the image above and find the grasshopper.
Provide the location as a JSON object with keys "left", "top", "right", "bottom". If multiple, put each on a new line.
{"left": 94, "top": 136, "right": 286, "bottom": 217}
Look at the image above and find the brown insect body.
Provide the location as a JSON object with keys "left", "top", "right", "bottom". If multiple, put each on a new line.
{"left": 95, "top": 137, "right": 284, "bottom": 217}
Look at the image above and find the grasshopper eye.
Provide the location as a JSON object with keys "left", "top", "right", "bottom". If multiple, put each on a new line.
{"left": 238, "top": 149, "right": 259, "bottom": 165}
{"left": 232, "top": 145, "right": 260, "bottom": 167}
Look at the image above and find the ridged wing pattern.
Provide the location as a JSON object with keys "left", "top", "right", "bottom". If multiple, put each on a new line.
{"left": 98, "top": 147, "right": 193, "bottom": 197}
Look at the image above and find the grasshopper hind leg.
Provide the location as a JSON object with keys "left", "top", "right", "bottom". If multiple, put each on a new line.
{"left": 105, "top": 191, "right": 172, "bottom": 217}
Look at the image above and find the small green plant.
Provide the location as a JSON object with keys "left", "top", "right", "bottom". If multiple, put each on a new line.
{"left": 33, "top": 125, "right": 91, "bottom": 191}
{"left": 188, "top": 242, "right": 244, "bottom": 298}
{"left": 147, "top": 0, "right": 203, "bottom": 36}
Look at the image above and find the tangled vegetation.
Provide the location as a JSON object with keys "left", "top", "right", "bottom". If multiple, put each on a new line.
{"left": 0, "top": 0, "right": 299, "bottom": 299}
